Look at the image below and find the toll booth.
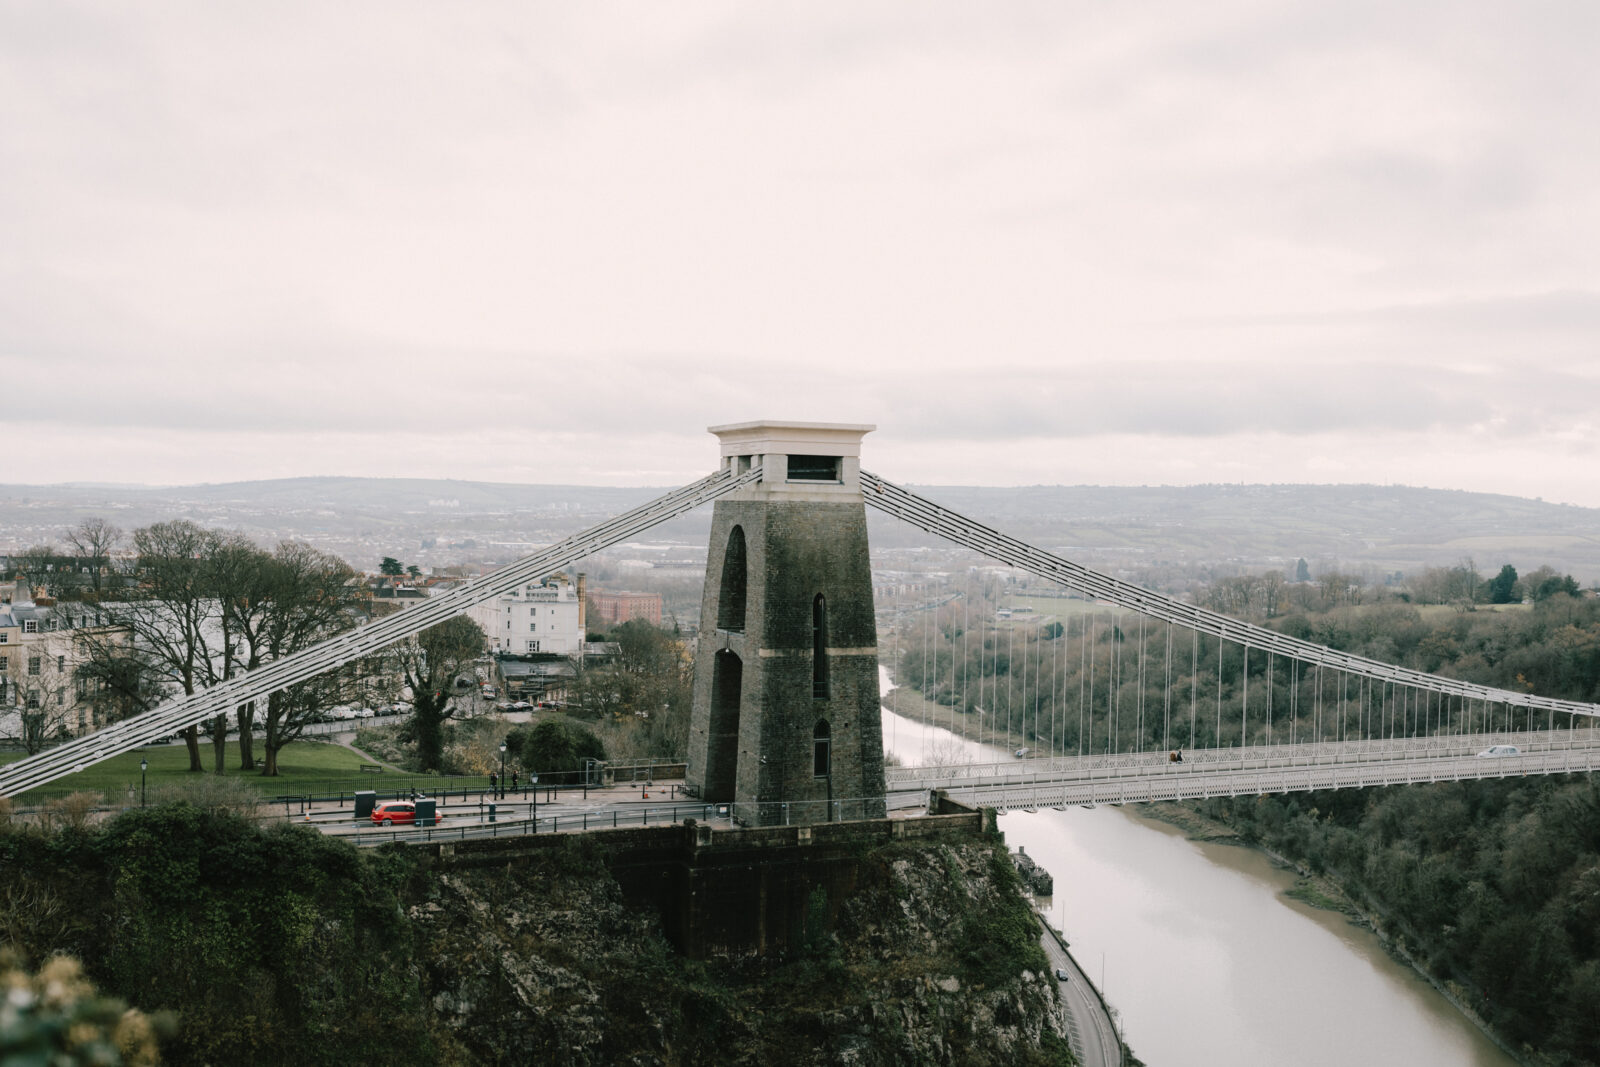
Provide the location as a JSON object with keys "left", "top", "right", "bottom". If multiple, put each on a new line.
{"left": 354, "top": 790, "right": 377, "bottom": 820}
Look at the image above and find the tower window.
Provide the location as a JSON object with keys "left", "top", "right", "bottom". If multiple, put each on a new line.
{"left": 813, "top": 720, "right": 831, "bottom": 778}
{"left": 812, "top": 593, "right": 830, "bottom": 699}
{"left": 717, "top": 526, "right": 747, "bottom": 632}
{"left": 787, "top": 455, "right": 840, "bottom": 482}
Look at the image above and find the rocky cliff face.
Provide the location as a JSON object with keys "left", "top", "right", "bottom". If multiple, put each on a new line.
{"left": 0, "top": 807, "right": 1071, "bottom": 1066}
{"left": 409, "top": 836, "right": 1073, "bottom": 1066}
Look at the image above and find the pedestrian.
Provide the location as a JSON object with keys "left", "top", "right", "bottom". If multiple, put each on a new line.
{"left": 511, "top": 770, "right": 519, "bottom": 794}
{"left": 489, "top": 771, "right": 498, "bottom": 797}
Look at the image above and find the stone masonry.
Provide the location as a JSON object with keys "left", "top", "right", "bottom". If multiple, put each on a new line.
{"left": 685, "top": 422, "right": 887, "bottom": 826}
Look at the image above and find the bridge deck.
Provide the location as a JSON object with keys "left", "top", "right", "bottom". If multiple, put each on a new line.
{"left": 887, "top": 730, "right": 1600, "bottom": 808}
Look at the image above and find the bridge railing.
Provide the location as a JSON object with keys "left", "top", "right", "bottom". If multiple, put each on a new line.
{"left": 886, "top": 728, "right": 1600, "bottom": 788}
{"left": 916, "top": 744, "right": 1600, "bottom": 810}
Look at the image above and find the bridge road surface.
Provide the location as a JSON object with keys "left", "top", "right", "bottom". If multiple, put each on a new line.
{"left": 275, "top": 782, "right": 729, "bottom": 840}
{"left": 1039, "top": 918, "right": 1119, "bottom": 1067}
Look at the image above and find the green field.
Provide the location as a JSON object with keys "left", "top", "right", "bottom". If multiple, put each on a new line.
{"left": 1, "top": 739, "right": 426, "bottom": 803}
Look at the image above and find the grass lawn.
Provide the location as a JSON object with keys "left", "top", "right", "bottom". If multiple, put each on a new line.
{"left": 6, "top": 738, "right": 422, "bottom": 804}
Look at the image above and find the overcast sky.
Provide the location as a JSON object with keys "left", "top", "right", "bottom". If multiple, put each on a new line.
{"left": 5, "top": 2, "right": 1599, "bottom": 504}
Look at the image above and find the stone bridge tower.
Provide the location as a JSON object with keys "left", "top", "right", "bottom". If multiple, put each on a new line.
{"left": 686, "top": 421, "right": 886, "bottom": 826}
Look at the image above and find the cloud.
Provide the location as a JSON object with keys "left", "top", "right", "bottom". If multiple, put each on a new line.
{"left": 1, "top": 3, "right": 1598, "bottom": 503}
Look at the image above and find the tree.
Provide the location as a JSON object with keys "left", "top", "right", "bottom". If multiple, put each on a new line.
{"left": 1295, "top": 558, "right": 1311, "bottom": 582}
{"left": 12, "top": 543, "right": 62, "bottom": 599}
{"left": 114, "top": 522, "right": 225, "bottom": 771}
{"left": 1488, "top": 564, "right": 1519, "bottom": 605}
{"left": 73, "top": 632, "right": 165, "bottom": 730}
{"left": 391, "top": 616, "right": 486, "bottom": 772}
{"left": 405, "top": 564, "right": 422, "bottom": 579}
{"left": 15, "top": 639, "right": 73, "bottom": 755}
{"left": 568, "top": 619, "right": 692, "bottom": 759}
{"left": 224, "top": 541, "right": 364, "bottom": 775}
{"left": 379, "top": 557, "right": 404, "bottom": 576}
{"left": 1522, "top": 565, "right": 1582, "bottom": 602}
{"left": 507, "top": 719, "right": 606, "bottom": 776}
{"left": 63, "top": 518, "right": 123, "bottom": 597}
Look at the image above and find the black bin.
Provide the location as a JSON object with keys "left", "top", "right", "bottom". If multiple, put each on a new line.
{"left": 415, "top": 798, "right": 437, "bottom": 826}
{"left": 354, "top": 790, "right": 377, "bottom": 820}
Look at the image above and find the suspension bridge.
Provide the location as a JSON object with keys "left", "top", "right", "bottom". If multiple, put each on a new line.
{"left": 3, "top": 429, "right": 1597, "bottom": 807}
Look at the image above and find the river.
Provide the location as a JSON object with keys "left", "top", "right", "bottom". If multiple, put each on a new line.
{"left": 880, "top": 686, "right": 1516, "bottom": 1066}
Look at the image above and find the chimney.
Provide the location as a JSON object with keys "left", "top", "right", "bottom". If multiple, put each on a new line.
{"left": 576, "top": 572, "right": 587, "bottom": 632}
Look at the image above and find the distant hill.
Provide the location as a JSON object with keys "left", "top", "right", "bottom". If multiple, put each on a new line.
{"left": 878, "top": 483, "right": 1600, "bottom": 580}
{"left": 1, "top": 478, "right": 1596, "bottom": 582}
{"left": 0, "top": 477, "right": 666, "bottom": 514}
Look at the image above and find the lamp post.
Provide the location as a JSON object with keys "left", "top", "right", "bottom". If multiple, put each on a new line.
{"left": 498, "top": 742, "right": 507, "bottom": 800}
{"left": 531, "top": 773, "right": 538, "bottom": 831}
{"left": 140, "top": 758, "right": 148, "bottom": 808}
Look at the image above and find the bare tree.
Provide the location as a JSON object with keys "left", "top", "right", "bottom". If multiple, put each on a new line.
{"left": 13, "top": 644, "right": 73, "bottom": 755}
{"left": 11, "top": 544, "right": 61, "bottom": 600}
{"left": 73, "top": 629, "right": 165, "bottom": 728}
{"left": 226, "top": 541, "right": 364, "bottom": 775}
{"left": 119, "top": 521, "right": 228, "bottom": 772}
{"left": 62, "top": 519, "right": 123, "bottom": 597}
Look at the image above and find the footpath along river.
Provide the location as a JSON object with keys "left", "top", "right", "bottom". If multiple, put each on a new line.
{"left": 880, "top": 685, "right": 1516, "bottom": 1066}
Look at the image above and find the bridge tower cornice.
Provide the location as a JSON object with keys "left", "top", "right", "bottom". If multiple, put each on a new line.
{"left": 708, "top": 420, "right": 874, "bottom": 501}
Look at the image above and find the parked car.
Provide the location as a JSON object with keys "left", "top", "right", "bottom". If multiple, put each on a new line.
{"left": 510, "top": 700, "right": 532, "bottom": 710}
{"left": 1476, "top": 744, "right": 1521, "bottom": 758}
{"left": 370, "top": 800, "right": 438, "bottom": 826}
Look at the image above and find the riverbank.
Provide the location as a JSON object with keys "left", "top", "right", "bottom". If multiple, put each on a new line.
{"left": 1133, "top": 801, "right": 1532, "bottom": 1067}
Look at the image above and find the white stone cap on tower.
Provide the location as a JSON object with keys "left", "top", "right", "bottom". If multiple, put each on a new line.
{"left": 708, "top": 420, "right": 875, "bottom": 458}
{"left": 708, "top": 420, "right": 874, "bottom": 495}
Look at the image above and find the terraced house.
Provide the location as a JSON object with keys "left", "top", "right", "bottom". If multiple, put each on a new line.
{"left": 0, "top": 594, "right": 130, "bottom": 749}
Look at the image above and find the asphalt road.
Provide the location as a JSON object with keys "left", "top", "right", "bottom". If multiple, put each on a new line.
{"left": 1038, "top": 917, "right": 1120, "bottom": 1067}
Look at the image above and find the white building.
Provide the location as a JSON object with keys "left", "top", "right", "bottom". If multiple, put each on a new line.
{"left": 469, "top": 573, "right": 586, "bottom": 657}
{"left": 0, "top": 597, "right": 127, "bottom": 741}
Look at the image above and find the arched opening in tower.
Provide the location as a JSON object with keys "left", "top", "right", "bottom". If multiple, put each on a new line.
{"left": 813, "top": 719, "right": 831, "bottom": 778}
{"left": 704, "top": 650, "right": 743, "bottom": 802}
{"left": 812, "top": 592, "right": 830, "bottom": 699}
{"left": 717, "top": 525, "right": 747, "bottom": 632}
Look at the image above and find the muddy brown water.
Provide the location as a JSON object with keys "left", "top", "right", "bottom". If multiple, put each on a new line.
{"left": 883, "top": 692, "right": 1515, "bottom": 1067}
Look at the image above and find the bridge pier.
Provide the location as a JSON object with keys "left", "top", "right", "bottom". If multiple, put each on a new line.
{"left": 685, "top": 422, "right": 887, "bottom": 826}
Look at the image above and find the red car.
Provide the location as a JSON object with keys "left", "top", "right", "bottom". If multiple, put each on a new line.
{"left": 370, "top": 801, "right": 438, "bottom": 826}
